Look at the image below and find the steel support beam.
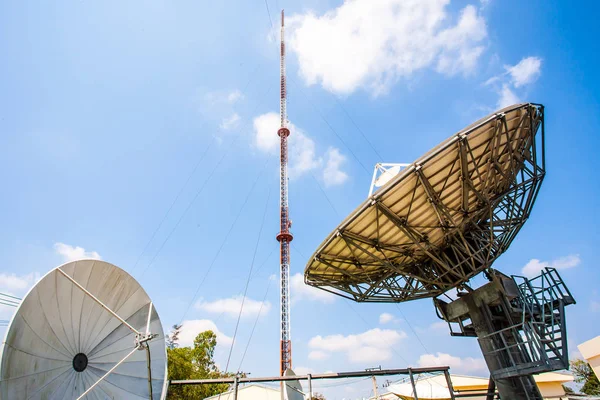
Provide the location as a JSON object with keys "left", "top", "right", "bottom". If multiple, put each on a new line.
{"left": 170, "top": 366, "right": 452, "bottom": 385}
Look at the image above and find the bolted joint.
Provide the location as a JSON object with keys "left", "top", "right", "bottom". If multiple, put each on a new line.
{"left": 135, "top": 332, "right": 158, "bottom": 350}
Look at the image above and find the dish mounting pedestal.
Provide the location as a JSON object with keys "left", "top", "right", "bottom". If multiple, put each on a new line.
{"left": 434, "top": 267, "right": 575, "bottom": 400}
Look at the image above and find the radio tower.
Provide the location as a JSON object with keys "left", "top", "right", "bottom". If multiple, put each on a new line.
{"left": 276, "top": 9, "right": 293, "bottom": 376}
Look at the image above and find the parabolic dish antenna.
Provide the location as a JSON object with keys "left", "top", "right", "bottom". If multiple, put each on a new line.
{"left": 282, "top": 369, "right": 304, "bottom": 400}
{"left": 0, "top": 259, "right": 167, "bottom": 399}
{"left": 369, "top": 163, "right": 411, "bottom": 196}
{"left": 304, "top": 103, "right": 545, "bottom": 302}
{"left": 374, "top": 165, "right": 402, "bottom": 187}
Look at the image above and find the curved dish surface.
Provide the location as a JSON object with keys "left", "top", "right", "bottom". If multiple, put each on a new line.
{"left": 304, "top": 103, "right": 545, "bottom": 302}
{"left": 0, "top": 259, "right": 167, "bottom": 399}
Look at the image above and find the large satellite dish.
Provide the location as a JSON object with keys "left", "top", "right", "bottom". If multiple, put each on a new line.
{"left": 304, "top": 103, "right": 545, "bottom": 302}
{"left": 0, "top": 259, "right": 167, "bottom": 399}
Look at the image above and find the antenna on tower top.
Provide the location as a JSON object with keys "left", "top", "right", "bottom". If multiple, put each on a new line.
{"left": 279, "top": 10, "right": 287, "bottom": 130}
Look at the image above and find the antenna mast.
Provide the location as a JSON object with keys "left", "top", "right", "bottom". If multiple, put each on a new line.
{"left": 276, "top": 9, "right": 293, "bottom": 376}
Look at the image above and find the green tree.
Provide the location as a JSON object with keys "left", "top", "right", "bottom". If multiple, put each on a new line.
{"left": 571, "top": 359, "right": 600, "bottom": 395}
{"left": 166, "top": 324, "right": 182, "bottom": 349}
{"left": 309, "top": 393, "right": 326, "bottom": 400}
{"left": 166, "top": 328, "right": 232, "bottom": 399}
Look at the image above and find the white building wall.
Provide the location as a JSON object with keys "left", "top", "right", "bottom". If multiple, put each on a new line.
{"left": 579, "top": 335, "right": 600, "bottom": 381}
{"left": 204, "top": 384, "right": 282, "bottom": 400}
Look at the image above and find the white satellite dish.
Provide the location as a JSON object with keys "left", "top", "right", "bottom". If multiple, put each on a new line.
{"left": 368, "top": 163, "right": 410, "bottom": 196}
{"left": 374, "top": 165, "right": 402, "bottom": 187}
{"left": 282, "top": 369, "right": 304, "bottom": 400}
{"left": 0, "top": 259, "right": 167, "bottom": 399}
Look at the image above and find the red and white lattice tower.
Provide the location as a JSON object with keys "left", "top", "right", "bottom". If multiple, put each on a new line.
{"left": 276, "top": 9, "right": 293, "bottom": 376}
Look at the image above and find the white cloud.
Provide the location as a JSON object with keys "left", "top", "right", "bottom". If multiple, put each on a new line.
{"left": 54, "top": 242, "right": 101, "bottom": 262}
{"left": 430, "top": 321, "right": 448, "bottom": 331}
{"left": 287, "top": 0, "right": 487, "bottom": 95}
{"left": 351, "top": 347, "right": 393, "bottom": 364}
{"left": 323, "top": 148, "right": 348, "bottom": 186}
{"left": 417, "top": 352, "right": 487, "bottom": 374}
{"left": 253, "top": 112, "right": 281, "bottom": 153}
{"left": 252, "top": 113, "right": 348, "bottom": 185}
{"left": 483, "top": 74, "right": 501, "bottom": 86}
{"left": 568, "top": 338, "right": 584, "bottom": 360}
{"left": 434, "top": 6, "right": 487, "bottom": 76}
{"left": 219, "top": 113, "right": 241, "bottom": 131}
{"left": 497, "top": 84, "right": 520, "bottom": 108}
{"left": 309, "top": 328, "right": 407, "bottom": 363}
{"left": 178, "top": 319, "right": 233, "bottom": 348}
{"left": 415, "top": 321, "right": 448, "bottom": 334}
{"left": 0, "top": 272, "right": 40, "bottom": 318}
{"left": 506, "top": 57, "right": 542, "bottom": 88}
{"left": 289, "top": 128, "right": 321, "bottom": 179}
{"left": 309, "top": 350, "right": 331, "bottom": 361}
{"left": 486, "top": 55, "right": 543, "bottom": 109}
{"left": 205, "top": 89, "right": 244, "bottom": 106}
{"left": 521, "top": 254, "right": 581, "bottom": 278}
{"left": 415, "top": 320, "right": 448, "bottom": 334}
{"left": 199, "top": 89, "right": 244, "bottom": 135}
{"left": 291, "top": 273, "right": 336, "bottom": 304}
{"left": 552, "top": 254, "right": 582, "bottom": 269}
{"left": 294, "top": 366, "right": 315, "bottom": 375}
{"left": 379, "top": 313, "right": 395, "bottom": 324}
{"left": 0, "top": 272, "right": 38, "bottom": 293}
{"left": 195, "top": 295, "right": 271, "bottom": 318}
{"left": 0, "top": 272, "right": 37, "bottom": 321}
{"left": 227, "top": 89, "right": 244, "bottom": 103}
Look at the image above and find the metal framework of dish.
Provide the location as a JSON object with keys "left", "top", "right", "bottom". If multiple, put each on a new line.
{"left": 0, "top": 259, "right": 167, "bottom": 399}
{"left": 304, "top": 103, "right": 545, "bottom": 302}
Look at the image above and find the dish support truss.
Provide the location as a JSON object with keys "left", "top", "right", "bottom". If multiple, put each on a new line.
{"left": 434, "top": 267, "right": 575, "bottom": 400}
{"left": 57, "top": 269, "right": 159, "bottom": 400}
{"left": 306, "top": 104, "right": 546, "bottom": 303}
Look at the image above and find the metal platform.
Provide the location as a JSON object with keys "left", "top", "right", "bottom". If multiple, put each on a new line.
{"left": 434, "top": 267, "right": 575, "bottom": 399}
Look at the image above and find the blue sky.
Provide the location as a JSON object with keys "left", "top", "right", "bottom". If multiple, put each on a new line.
{"left": 1, "top": 0, "right": 599, "bottom": 398}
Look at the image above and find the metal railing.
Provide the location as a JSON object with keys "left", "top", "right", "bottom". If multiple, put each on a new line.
{"left": 479, "top": 267, "right": 574, "bottom": 379}
{"left": 170, "top": 366, "right": 456, "bottom": 400}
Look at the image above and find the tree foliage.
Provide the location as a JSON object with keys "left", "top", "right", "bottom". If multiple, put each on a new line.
{"left": 166, "top": 326, "right": 233, "bottom": 399}
{"left": 571, "top": 359, "right": 600, "bottom": 395}
{"left": 166, "top": 324, "right": 181, "bottom": 349}
{"left": 310, "top": 393, "right": 326, "bottom": 400}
